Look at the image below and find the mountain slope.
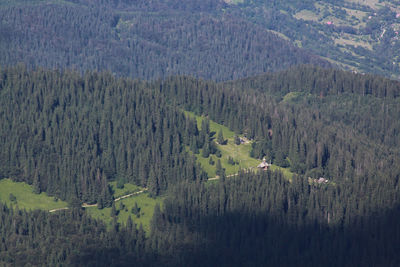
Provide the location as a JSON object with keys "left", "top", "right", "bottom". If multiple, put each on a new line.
{"left": 224, "top": 0, "right": 400, "bottom": 79}
{"left": 1, "top": 65, "right": 400, "bottom": 266}
{"left": 0, "top": 0, "right": 330, "bottom": 81}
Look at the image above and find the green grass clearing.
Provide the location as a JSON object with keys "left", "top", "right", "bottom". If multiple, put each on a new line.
{"left": 85, "top": 192, "right": 162, "bottom": 233}
{"left": 223, "top": 0, "right": 245, "bottom": 4}
{"left": 184, "top": 111, "right": 293, "bottom": 181}
{"left": 334, "top": 34, "right": 373, "bottom": 50}
{"left": 294, "top": 10, "right": 319, "bottom": 22}
{"left": 184, "top": 110, "right": 235, "bottom": 139}
{"left": 109, "top": 181, "right": 142, "bottom": 199}
{"left": 0, "top": 177, "right": 160, "bottom": 233}
{"left": 0, "top": 178, "right": 67, "bottom": 210}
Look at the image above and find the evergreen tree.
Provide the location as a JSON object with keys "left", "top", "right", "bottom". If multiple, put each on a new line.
{"left": 217, "top": 129, "right": 225, "bottom": 145}
{"left": 110, "top": 202, "right": 118, "bottom": 217}
{"left": 202, "top": 141, "right": 210, "bottom": 158}
{"left": 216, "top": 159, "right": 225, "bottom": 177}
{"left": 32, "top": 171, "right": 41, "bottom": 194}
{"left": 209, "top": 156, "right": 215, "bottom": 166}
{"left": 234, "top": 135, "right": 241, "bottom": 145}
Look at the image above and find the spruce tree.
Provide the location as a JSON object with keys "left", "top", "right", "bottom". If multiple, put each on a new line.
{"left": 234, "top": 135, "right": 241, "bottom": 145}
{"left": 202, "top": 141, "right": 210, "bottom": 158}
{"left": 217, "top": 129, "right": 225, "bottom": 145}
{"left": 216, "top": 159, "right": 224, "bottom": 177}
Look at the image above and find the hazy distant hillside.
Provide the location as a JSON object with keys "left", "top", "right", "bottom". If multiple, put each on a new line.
{"left": 1, "top": 0, "right": 398, "bottom": 80}
{"left": 224, "top": 0, "right": 400, "bottom": 79}
{"left": 0, "top": 0, "right": 330, "bottom": 81}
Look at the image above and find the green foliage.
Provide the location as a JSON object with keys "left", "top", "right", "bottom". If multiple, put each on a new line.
{"left": 68, "top": 197, "right": 82, "bottom": 209}
{"left": 227, "top": 156, "right": 236, "bottom": 165}
{"left": 0, "top": 66, "right": 204, "bottom": 201}
{"left": 0, "top": 203, "right": 148, "bottom": 266}
{"left": 234, "top": 135, "right": 241, "bottom": 145}
{"left": 215, "top": 159, "right": 225, "bottom": 177}
{"left": 131, "top": 202, "right": 141, "bottom": 217}
{"left": 1, "top": 54, "right": 400, "bottom": 266}
{"left": 209, "top": 156, "right": 215, "bottom": 166}
{"left": 217, "top": 129, "right": 226, "bottom": 145}
{"left": 8, "top": 193, "right": 16, "bottom": 202}
{"left": 202, "top": 142, "right": 210, "bottom": 158}
{"left": 108, "top": 181, "right": 140, "bottom": 198}
{"left": 111, "top": 202, "right": 118, "bottom": 217}
{"left": 86, "top": 192, "right": 162, "bottom": 233}
{"left": 116, "top": 177, "right": 125, "bottom": 189}
{"left": 186, "top": 111, "right": 294, "bottom": 179}
{"left": 0, "top": 1, "right": 330, "bottom": 82}
{"left": 0, "top": 179, "right": 67, "bottom": 210}
{"left": 153, "top": 168, "right": 400, "bottom": 266}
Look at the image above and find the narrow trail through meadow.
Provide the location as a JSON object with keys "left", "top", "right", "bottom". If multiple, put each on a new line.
{"left": 49, "top": 189, "right": 148, "bottom": 213}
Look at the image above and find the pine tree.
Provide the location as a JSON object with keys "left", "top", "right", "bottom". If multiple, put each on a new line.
{"left": 234, "top": 135, "right": 241, "bottom": 145}
{"left": 111, "top": 202, "right": 118, "bottom": 217}
{"left": 209, "top": 156, "right": 215, "bottom": 165}
{"left": 148, "top": 169, "right": 159, "bottom": 197}
{"left": 32, "top": 171, "right": 41, "bottom": 194}
{"left": 217, "top": 129, "right": 225, "bottom": 145}
{"left": 216, "top": 159, "right": 225, "bottom": 177}
{"left": 202, "top": 141, "right": 210, "bottom": 158}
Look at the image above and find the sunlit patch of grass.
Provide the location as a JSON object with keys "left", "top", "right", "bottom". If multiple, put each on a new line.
{"left": 0, "top": 178, "right": 67, "bottom": 210}
{"left": 109, "top": 181, "right": 141, "bottom": 198}
{"left": 85, "top": 192, "right": 163, "bottom": 233}
{"left": 184, "top": 111, "right": 294, "bottom": 181}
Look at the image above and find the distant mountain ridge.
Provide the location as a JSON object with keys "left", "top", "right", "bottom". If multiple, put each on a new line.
{"left": 223, "top": 0, "right": 400, "bottom": 79}
{"left": 0, "top": 0, "right": 330, "bottom": 81}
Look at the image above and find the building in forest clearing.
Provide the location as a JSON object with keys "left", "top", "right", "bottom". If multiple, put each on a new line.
{"left": 257, "top": 158, "right": 270, "bottom": 170}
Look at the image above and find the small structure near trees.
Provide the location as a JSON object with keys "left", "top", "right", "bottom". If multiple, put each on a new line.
{"left": 257, "top": 158, "right": 270, "bottom": 171}
{"left": 314, "top": 177, "right": 329, "bottom": 184}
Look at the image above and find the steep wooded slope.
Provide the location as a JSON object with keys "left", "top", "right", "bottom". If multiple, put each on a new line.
{"left": 0, "top": 0, "right": 330, "bottom": 81}
{"left": 225, "top": 0, "right": 400, "bottom": 79}
{"left": 1, "top": 66, "right": 400, "bottom": 266}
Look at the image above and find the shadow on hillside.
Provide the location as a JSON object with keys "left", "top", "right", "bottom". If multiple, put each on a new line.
{"left": 150, "top": 204, "right": 400, "bottom": 267}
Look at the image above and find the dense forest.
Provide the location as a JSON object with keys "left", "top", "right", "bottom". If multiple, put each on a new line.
{"left": 0, "top": 0, "right": 330, "bottom": 81}
{"left": 1, "top": 65, "right": 400, "bottom": 265}
{"left": 0, "top": 65, "right": 208, "bottom": 205}
{"left": 227, "top": 0, "right": 400, "bottom": 79}
{"left": 2, "top": 1, "right": 400, "bottom": 266}
{"left": 2, "top": 0, "right": 400, "bottom": 80}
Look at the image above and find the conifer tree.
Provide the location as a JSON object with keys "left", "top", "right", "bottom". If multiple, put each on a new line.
{"left": 202, "top": 141, "right": 210, "bottom": 158}
{"left": 216, "top": 159, "right": 224, "bottom": 177}
{"left": 234, "top": 135, "right": 241, "bottom": 145}
{"left": 32, "top": 172, "right": 41, "bottom": 194}
{"left": 111, "top": 202, "right": 117, "bottom": 217}
{"left": 217, "top": 129, "right": 225, "bottom": 145}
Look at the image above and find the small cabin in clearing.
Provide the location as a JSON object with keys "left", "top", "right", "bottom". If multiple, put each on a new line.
{"left": 315, "top": 177, "right": 329, "bottom": 184}
{"left": 257, "top": 158, "right": 270, "bottom": 171}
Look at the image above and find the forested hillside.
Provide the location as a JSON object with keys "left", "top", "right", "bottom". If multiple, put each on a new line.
{"left": 0, "top": 65, "right": 207, "bottom": 204}
{"left": 150, "top": 171, "right": 400, "bottom": 266}
{"left": 226, "top": 0, "right": 400, "bottom": 79}
{"left": 1, "top": 66, "right": 400, "bottom": 266}
{"left": 2, "top": 0, "right": 400, "bottom": 80}
{"left": 1, "top": 1, "right": 400, "bottom": 266}
{"left": 0, "top": 0, "right": 332, "bottom": 81}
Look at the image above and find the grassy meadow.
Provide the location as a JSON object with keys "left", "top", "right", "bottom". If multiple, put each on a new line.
{"left": 184, "top": 111, "right": 293, "bottom": 180}
{"left": 0, "top": 178, "right": 67, "bottom": 210}
{"left": 85, "top": 191, "right": 162, "bottom": 233}
{"left": 0, "top": 110, "right": 293, "bottom": 234}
